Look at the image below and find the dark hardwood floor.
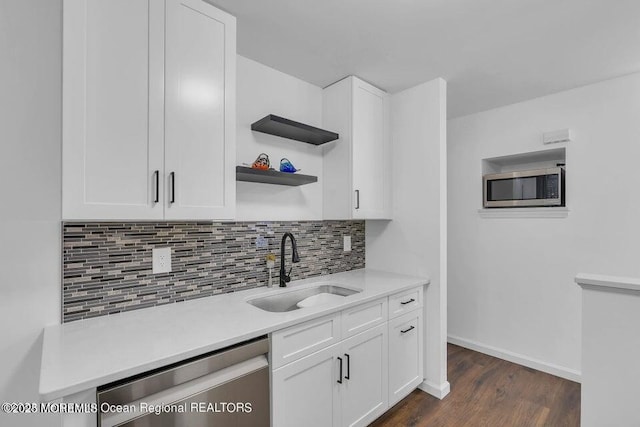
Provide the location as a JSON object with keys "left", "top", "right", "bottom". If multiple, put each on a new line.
{"left": 371, "top": 344, "right": 580, "bottom": 427}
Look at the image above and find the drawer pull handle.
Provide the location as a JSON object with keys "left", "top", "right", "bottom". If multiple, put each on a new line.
{"left": 400, "top": 298, "right": 415, "bottom": 305}
{"left": 344, "top": 353, "right": 350, "bottom": 380}
{"left": 170, "top": 171, "right": 176, "bottom": 204}
{"left": 337, "top": 357, "right": 343, "bottom": 384}
{"left": 154, "top": 170, "right": 160, "bottom": 203}
{"left": 401, "top": 326, "right": 415, "bottom": 334}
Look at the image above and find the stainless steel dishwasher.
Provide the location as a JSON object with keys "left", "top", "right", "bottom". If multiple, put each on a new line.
{"left": 97, "top": 337, "right": 269, "bottom": 427}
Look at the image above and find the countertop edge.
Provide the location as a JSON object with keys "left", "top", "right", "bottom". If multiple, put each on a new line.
{"left": 40, "top": 269, "right": 429, "bottom": 401}
{"left": 575, "top": 273, "right": 640, "bottom": 292}
{"left": 39, "top": 328, "right": 276, "bottom": 401}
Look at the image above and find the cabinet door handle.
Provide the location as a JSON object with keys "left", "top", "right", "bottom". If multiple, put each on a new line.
{"left": 170, "top": 172, "right": 175, "bottom": 204}
{"left": 344, "top": 353, "right": 350, "bottom": 380}
{"left": 337, "top": 357, "right": 343, "bottom": 384}
{"left": 355, "top": 190, "right": 360, "bottom": 209}
{"left": 400, "top": 298, "right": 415, "bottom": 305}
{"left": 153, "top": 170, "right": 159, "bottom": 203}
{"left": 401, "top": 325, "right": 415, "bottom": 334}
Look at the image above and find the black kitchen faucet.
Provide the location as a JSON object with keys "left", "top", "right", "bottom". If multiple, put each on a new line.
{"left": 279, "top": 232, "right": 300, "bottom": 287}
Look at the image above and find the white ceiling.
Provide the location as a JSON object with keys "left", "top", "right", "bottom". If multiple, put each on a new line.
{"left": 211, "top": 0, "right": 640, "bottom": 118}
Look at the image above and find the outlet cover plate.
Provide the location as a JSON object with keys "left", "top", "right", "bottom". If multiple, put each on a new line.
{"left": 255, "top": 235, "right": 268, "bottom": 249}
{"left": 343, "top": 236, "right": 352, "bottom": 252}
{"left": 152, "top": 247, "right": 172, "bottom": 274}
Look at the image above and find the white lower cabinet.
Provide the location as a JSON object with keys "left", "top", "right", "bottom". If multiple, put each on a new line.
{"left": 388, "top": 309, "right": 424, "bottom": 406}
{"left": 271, "top": 287, "right": 424, "bottom": 427}
{"left": 272, "top": 343, "right": 341, "bottom": 427}
{"left": 340, "top": 324, "right": 388, "bottom": 427}
{"left": 272, "top": 324, "right": 387, "bottom": 427}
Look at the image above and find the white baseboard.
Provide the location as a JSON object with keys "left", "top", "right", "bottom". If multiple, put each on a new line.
{"left": 418, "top": 380, "right": 450, "bottom": 399}
{"left": 448, "top": 335, "right": 581, "bottom": 383}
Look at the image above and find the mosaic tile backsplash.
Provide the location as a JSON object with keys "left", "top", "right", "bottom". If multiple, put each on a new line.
{"left": 62, "top": 221, "right": 365, "bottom": 322}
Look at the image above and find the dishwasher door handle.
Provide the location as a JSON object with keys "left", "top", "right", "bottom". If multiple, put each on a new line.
{"left": 100, "top": 355, "right": 268, "bottom": 427}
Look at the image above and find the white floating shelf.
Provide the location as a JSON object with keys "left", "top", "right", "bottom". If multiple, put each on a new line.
{"left": 477, "top": 207, "right": 569, "bottom": 219}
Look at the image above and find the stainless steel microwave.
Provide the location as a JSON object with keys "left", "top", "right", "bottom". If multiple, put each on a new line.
{"left": 483, "top": 167, "right": 565, "bottom": 208}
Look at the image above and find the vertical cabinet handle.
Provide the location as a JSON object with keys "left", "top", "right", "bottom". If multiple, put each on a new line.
{"left": 344, "top": 353, "right": 350, "bottom": 380}
{"left": 355, "top": 190, "right": 360, "bottom": 210}
{"left": 337, "top": 357, "right": 343, "bottom": 384}
{"left": 153, "top": 170, "right": 159, "bottom": 203}
{"left": 170, "top": 172, "right": 175, "bottom": 204}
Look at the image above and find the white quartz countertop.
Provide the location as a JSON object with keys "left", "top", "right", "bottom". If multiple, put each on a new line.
{"left": 39, "top": 269, "right": 428, "bottom": 401}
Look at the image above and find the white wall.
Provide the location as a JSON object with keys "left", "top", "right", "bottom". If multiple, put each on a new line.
{"left": 448, "top": 72, "right": 640, "bottom": 381}
{"left": 367, "top": 78, "right": 449, "bottom": 398}
{"left": 235, "top": 55, "right": 324, "bottom": 221}
{"left": 0, "top": 1, "right": 62, "bottom": 426}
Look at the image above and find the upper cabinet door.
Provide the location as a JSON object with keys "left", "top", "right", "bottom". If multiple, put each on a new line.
{"left": 62, "top": 0, "right": 165, "bottom": 220}
{"left": 163, "top": 0, "right": 236, "bottom": 220}
{"left": 352, "top": 80, "right": 390, "bottom": 220}
{"left": 322, "top": 76, "right": 391, "bottom": 220}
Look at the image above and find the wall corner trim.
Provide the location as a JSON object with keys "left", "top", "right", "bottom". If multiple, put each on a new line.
{"left": 418, "top": 380, "right": 451, "bottom": 400}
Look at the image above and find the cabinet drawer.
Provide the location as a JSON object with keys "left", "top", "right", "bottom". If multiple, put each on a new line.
{"left": 341, "top": 298, "right": 387, "bottom": 339}
{"left": 271, "top": 314, "right": 341, "bottom": 369}
{"left": 388, "top": 287, "right": 423, "bottom": 319}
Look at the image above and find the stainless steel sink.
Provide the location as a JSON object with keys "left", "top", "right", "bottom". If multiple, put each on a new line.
{"left": 247, "top": 284, "right": 361, "bottom": 312}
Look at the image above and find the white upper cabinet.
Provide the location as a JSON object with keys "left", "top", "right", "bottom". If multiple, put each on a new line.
{"left": 164, "top": 0, "right": 235, "bottom": 220}
{"left": 63, "top": 0, "right": 235, "bottom": 220}
{"left": 63, "top": 0, "right": 164, "bottom": 220}
{"left": 323, "top": 76, "right": 391, "bottom": 220}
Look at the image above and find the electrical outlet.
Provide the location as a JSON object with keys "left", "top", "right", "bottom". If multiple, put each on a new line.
{"left": 343, "top": 235, "right": 352, "bottom": 252}
{"left": 152, "top": 247, "right": 172, "bottom": 274}
{"left": 255, "top": 235, "right": 268, "bottom": 249}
